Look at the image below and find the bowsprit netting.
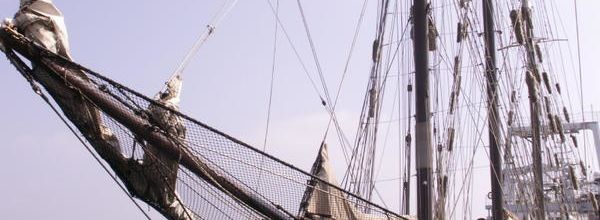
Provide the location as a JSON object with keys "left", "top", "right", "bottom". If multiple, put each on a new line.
{"left": 0, "top": 27, "right": 405, "bottom": 220}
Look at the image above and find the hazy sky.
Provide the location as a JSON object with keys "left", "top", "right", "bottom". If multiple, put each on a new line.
{"left": 0, "top": 1, "right": 599, "bottom": 219}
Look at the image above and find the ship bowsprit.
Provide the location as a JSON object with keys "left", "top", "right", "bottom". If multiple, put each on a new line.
{"left": 0, "top": 26, "right": 410, "bottom": 220}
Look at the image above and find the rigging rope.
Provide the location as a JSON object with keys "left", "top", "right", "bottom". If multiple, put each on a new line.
{"left": 266, "top": 0, "right": 356, "bottom": 171}
{"left": 165, "top": 0, "right": 239, "bottom": 87}
{"left": 264, "top": 0, "right": 327, "bottom": 107}
{"left": 572, "top": 0, "right": 590, "bottom": 169}
{"left": 295, "top": 0, "right": 333, "bottom": 106}
{"left": 294, "top": 0, "right": 353, "bottom": 152}
{"left": 262, "top": 0, "right": 279, "bottom": 153}
{"left": 319, "top": 0, "right": 371, "bottom": 163}
{"left": 255, "top": 0, "right": 280, "bottom": 189}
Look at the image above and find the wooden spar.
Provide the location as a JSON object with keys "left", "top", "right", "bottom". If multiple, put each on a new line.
{"left": 0, "top": 28, "right": 291, "bottom": 220}
{"left": 520, "top": 0, "right": 546, "bottom": 218}
{"left": 413, "top": 0, "right": 433, "bottom": 219}
{"left": 482, "top": 0, "right": 504, "bottom": 219}
{"left": 526, "top": 72, "right": 545, "bottom": 220}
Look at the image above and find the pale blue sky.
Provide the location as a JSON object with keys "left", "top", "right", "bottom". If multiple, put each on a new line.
{"left": 0, "top": 1, "right": 599, "bottom": 219}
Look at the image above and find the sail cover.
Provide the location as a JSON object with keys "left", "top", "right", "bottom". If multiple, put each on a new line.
{"left": 304, "top": 143, "right": 359, "bottom": 219}
{"left": 303, "top": 144, "right": 415, "bottom": 220}
{"left": 14, "top": 0, "right": 72, "bottom": 59}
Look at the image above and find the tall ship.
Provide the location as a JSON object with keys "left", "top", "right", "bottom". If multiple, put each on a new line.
{"left": 0, "top": 0, "right": 598, "bottom": 219}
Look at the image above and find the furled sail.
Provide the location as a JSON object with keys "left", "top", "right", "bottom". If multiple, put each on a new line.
{"left": 128, "top": 74, "right": 197, "bottom": 220}
{"left": 14, "top": 0, "right": 72, "bottom": 59}
{"left": 6, "top": 1, "right": 197, "bottom": 219}
{"left": 301, "top": 143, "right": 415, "bottom": 220}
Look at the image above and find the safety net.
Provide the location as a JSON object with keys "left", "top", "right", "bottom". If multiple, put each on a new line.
{"left": 0, "top": 27, "right": 406, "bottom": 220}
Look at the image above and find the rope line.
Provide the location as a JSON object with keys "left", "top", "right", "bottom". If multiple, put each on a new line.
{"left": 166, "top": 0, "right": 239, "bottom": 85}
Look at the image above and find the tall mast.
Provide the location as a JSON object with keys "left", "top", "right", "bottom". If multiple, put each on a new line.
{"left": 483, "top": 0, "right": 503, "bottom": 219}
{"left": 413, "top": 0, "right": 433, "bottom": 219}
{"left": 520, "top": 0, "right": 546, "bottom": 218}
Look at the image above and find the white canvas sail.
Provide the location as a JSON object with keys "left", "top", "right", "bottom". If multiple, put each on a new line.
{"left": 304, "top": 143, "right": 415, "bottom": 220}
{"left": 14, "top": 0, "right": 71, "bottom": 59}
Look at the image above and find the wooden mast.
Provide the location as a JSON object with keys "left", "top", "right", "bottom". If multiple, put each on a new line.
{"left": 483, "top": 0, "right": 504, "bottom": 219}
{"left": 520, "top": 0, "right": 546, "bottom": 218}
